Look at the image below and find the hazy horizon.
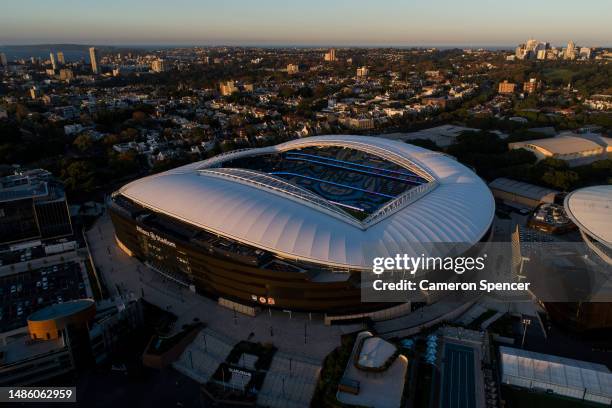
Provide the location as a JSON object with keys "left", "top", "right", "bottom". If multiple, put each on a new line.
{"left": 2, "top": 0, "right": 611, "bottom": 47}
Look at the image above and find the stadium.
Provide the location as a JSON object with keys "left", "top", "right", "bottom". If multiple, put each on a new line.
{"left": 564, "top": 185, "right": 612, "bottom": 266}
{"left": 109, "top": 135, "right": 495, "bottom": 313}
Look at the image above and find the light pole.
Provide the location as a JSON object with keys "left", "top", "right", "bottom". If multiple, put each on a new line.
{"left": 521, "top": 318, "right": 531, "bottom": 348}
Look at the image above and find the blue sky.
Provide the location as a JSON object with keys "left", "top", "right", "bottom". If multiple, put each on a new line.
{"left": 2, "top": 0, "right": 611, "bottom": 46}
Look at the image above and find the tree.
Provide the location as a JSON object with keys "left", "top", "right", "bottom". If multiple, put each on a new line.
{"left": 120, "top": 127, "right": 139, "bottom": 141}
{"left": 73, "top": 134, "right": 94, "bottom": 151}
{"left": 60, "top": 160, "right": 97, "bottom": 193}
{"left": 109, "top": 151, "right": 140, "bottom": 178}
{"left": 407, "top": 138, "right": 442, "bottom": 151}
{"left": 132, "top": 111, "right": 147, "bottom": 123}
{"left": 278, "top": 85, "right": 294, "bottom": 98}
{"left": 189, "top": 127, "right": 208, "bottom": 142}
{"left": 541, "top": 169, "right": 579, "bottom": 191}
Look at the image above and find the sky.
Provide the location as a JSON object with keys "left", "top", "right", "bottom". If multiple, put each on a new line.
{"left": 2, "top": 0, "right": 611, "bottom": 47}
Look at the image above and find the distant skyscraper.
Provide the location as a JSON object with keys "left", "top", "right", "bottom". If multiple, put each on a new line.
{"left": 324, "top": 48, "right": 336, "bottom": 62}
{"left": 515, "top": 39, "right": 549, "bottom": 60}
{"left": 525, "top": 38, "right": 538, "bottom": 52}
{"left": 49, "top": 53, "right": 58, "bottom": 70}
{"left": 57, "top": 51, "right": 65, "bottom": 65}
{"left": 579, "top": 47, "right": 592, "bottom": 60}
{"left": 89, "top": 47, "right": 99, "bottom": 74}
{"left": 565, "top": 41, "right": 576, "bottom": 60}
{"left": 515, "top": 45, "right": 528, "bottom": 60}
{"left": 536, "top": 49, "right": 547, "bottom": 60}
{"left": 0, "top": 53, "right": 7, "bottom": 67}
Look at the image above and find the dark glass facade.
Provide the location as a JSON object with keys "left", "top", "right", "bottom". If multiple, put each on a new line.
{"left": 0, "top": 184, "right": 72, "bottom": 245}
{"left": 109, "top": 196, "right": 378, "bottom": 314}
{"left": 0, "top": 198, "right": 39, "bottom": 243}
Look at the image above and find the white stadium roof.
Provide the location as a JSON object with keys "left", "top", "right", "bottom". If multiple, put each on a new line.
{"left": 564, "top": 185, "right": 612, "bottom": 247}
{"left": 500, "top": 346, "right": 612, "bottom": 404}
{"left": 119, "top": 135, "right": 494, "bottom": 269}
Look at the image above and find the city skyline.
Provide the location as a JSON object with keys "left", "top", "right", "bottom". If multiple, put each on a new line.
{"left": 2, "top": 0, "right": 612, "bottom": 47}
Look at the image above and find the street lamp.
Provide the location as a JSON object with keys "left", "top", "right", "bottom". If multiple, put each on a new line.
{"left": 521, "top": 318, "right": 531, "bottom": 348}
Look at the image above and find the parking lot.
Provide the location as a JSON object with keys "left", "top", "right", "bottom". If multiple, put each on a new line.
{"left": 0, "top": 261, "right": 88, "bottom": 332}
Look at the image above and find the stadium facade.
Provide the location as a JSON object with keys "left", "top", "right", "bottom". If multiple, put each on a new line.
{"left": 109, "top": 136, "right": 495, "bottom": 313}
{"left": 564, "top": 185, "right": 612, "bottom": 266}
{"left": 544, "top": 185, "right": 612, "bottom": 332}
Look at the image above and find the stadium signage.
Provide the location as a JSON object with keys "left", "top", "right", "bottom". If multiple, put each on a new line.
{"left": 250, "top": 294, "right": 276, "bottom": 305}
{"left": 136, "top": 226, "right": 177, "bottom": 248}
{"left": 229, "top": 368, "right": 252, "bottom": 378}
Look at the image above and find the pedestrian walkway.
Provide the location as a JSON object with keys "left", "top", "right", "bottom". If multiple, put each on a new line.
{"left": 87, "top": 212, "right": 360, "bottom": 361}
{"left": 375, "top": 296, "right": 477, "bottom": 338}
{"left": 173, "top": 328, "right": 233, "bottom": 384}
{"left": 258, "top": 352, "right": 321, "bottom": 408}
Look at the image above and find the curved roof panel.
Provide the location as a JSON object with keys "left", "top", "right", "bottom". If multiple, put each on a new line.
{"left": 565, "top": 185, "right": 612, "bottom": 247}
{"left": 118, "top": 135, "right": 495, "bottom": 269}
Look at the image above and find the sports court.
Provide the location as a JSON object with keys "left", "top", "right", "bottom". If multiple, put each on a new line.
{"left": 440, "top": 343, "right": 477, "bottom": 408}
{"left": 223, "top": 145, "right": 428, "bottom": 217}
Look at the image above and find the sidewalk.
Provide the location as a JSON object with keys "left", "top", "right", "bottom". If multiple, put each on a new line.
{"left": 87, "top": 212, "right": 361, "bottom": 362}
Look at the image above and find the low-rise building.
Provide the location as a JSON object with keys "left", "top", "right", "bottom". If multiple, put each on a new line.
{"left": 0, "top": 169, "right": 73, "bottom": 245}
{"left": 522, "top": 78, "right": 541, "bottom": 94}
{"left": 337, "top": 331, "right": 407, "bottom": 408}
{"left": 286, "top": 64, "right": 299, "bottom": 75}
{"left": 489, "top": 178, "right": 559, "bottom": 209}
{"left": 500, "top": 346, "right": 612, "bottom": 405}
{"left": 509, "top": 135, "right": 607, "bottom": 167}
{"left": 498, "top": 80, "right": 516, "bottom": 94}
{"left": 0, "top": 299, "right": 142, "bottom": 386}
